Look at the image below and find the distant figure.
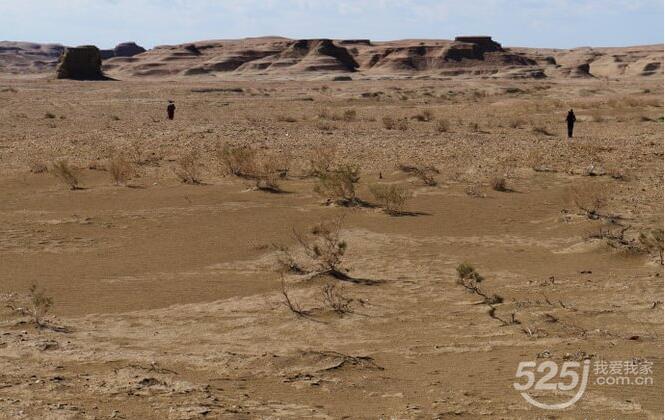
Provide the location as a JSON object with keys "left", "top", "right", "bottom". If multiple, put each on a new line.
{"left": 167, "top": 100, "right": 176, "bottom": 120}
{"left": 566, "top": 109, "right": 576, "bottom": 138}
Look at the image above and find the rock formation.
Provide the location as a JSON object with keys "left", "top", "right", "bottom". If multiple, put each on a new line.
{"left": 55, "top": 45, "right": 106, "bottom": 80}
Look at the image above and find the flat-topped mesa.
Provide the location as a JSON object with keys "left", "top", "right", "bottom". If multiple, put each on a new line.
{"left": 454, "top": 36, "right": 503, "bottom": 52}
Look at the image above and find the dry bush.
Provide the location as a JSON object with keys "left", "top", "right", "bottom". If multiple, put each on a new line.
{"left": 316, "top": 121, "right": 337, "bottom": 131}
{"left": 465, "top": 183, "right": 486, "bottom": 198}
{"left": 307, "top": 145, "right": 336, "bottom": 177}
{"left": 455, "top": 263, "right": 514, "bottom": 326}
{"left": 277, "top": 217, "right": 350, "bottom": 280}
{"left": 532, "top": 125, "right": 554, "bottom": 136}
{"left": 253, "top": 155, "right": 284, "bottom": 193}
{"left": 108, "top": 154, "right": 133, "bottom": 186}
{"left": 216, "top": 143, "right": 257, "bottom": 177}
{"left": 413, "top": 109, "right": 434, "bottom": 122}
{"left": 44, "top": 112, "right": 56, "bottom": 119}
{"left": 51, "top": 160, "right": 80, "bottom": 190}
{"left": 436, "top": 119, "right": 450, "bottom": 133}
{"left": 5, "top": 284, "right": 53, "bottom": 327}
{"left": 490, "top": 165, "right": 514, "bottom": 192}
{"left": 321, "top": 282, "right": 353, "bottom": 316}
{"left": 568, "top": 184, "right": 608, "bottom": 219}
{"left": 399, "top": 164, "right": 438, "bottom": 186}
{"left": 509, "top": 118, "right": 524, "bottom": 129}
{"left": 175, "top": 150, "right": 202, "bottom": 184}
{"left": 639, "top": 228, "right": 664, "bottom": 265}
{"left": 314, "top": 164, "right": 361, "bottom": 206}
{"left": 369, "top": 184, "right": 412, "bottom": 215}
{"left": 396, "top": 119, "right": 409, "bottom": 131}
{"left": 382, "top": 116, "right": 396, "bottom": 130}
{"left": 584, "top": 224, "right": 640, "bottom": 253}
{"left": 332, "top": 108, "right": 357, "bottom": 122}
{"left": 280, "top": 276, "right": 308, "bottom": 317}
{"left": 29, "top": 160, "right": 48, "bottom": 174}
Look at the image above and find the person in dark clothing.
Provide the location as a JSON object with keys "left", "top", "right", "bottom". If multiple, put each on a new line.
{"left": 566, "top": 109, "right": 576, "bottom": 138}
{"left": 167, "top": 100, "right": 176, "bottom": 120}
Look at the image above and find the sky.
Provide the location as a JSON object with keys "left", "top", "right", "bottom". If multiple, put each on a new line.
{"left": 0, "top": 0, "right": 662, "bottom": 49}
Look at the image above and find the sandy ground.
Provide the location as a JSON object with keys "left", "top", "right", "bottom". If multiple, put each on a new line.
{"left": 0, "top": 76, "right": 663, "bottom": 418}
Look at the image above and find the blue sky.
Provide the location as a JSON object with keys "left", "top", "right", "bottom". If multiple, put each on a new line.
{"left": 0, "top": 0, "right": 662, "bottom": 49}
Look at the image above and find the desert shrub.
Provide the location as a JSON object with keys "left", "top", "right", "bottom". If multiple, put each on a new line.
{"left": 44, "top": 112, "right": 56, "bottom": 119}
{"left": 569, "top": 184, "right": 608, "bottom": 219}
{"left": 639, "top": 228, "right": 664, "bottom": 264}
{"left": 342, "top": 109, "right": 357, "bottom": 122}
{"left": 277, "top": 115, "right": 298, "bottom": 123}
{"left": 29, "top": 160, "right": 48, "bottom": 174}
{"left": 175, "top": 150, "right": 202, "bottom": 184}
{"left": 369, "top": 184, "right": 412, "bottom": 215}
{"left": 532, "top": 125, "right": 554, "bottom": 136}
{"left": 399, "top": 164, "right": 438, "bottom": 186}
{"left": 396, "top": 119, "right": 409, "bottom": 131}
{"left": 490, "top": 175, "right": 508, "bottom": 192}
{"left": 51, "top": 160, "right": 80, "bottom": 190}
{"left": 414, "top": 109, "right": 434, "bottom": 122}
{"left": 253, "top": 155, "right": 283, "bottom": 193}
{"left": 436, "top": 119, "right": 450, "bottom": 133}
{"left": 216, "top": 143, "right": 257, "bottom": 177}
{"left": 277, "top": 217, "right": 349, "bottom": 280}
{"left": 280, "top": 276, "right": 308, "bottom": 317}
{"left": 5, "top": 285, "right": 53, "bottom": 327}
{"left": 108, "top": 154, "right": 133, "bottom": 186}
{"left": 316, "top": 121, "right": 337, "bottom": 131}
{"left": 509, "top": 118, "right": 524, "bottom": 129}
{"left": 490, "top": 165, "right": 514, "bottom": 192}
{"left": 382, "top": 116, "right": 396, "bottom": 130}
{"left": 455, "top": 263, "right": 504, "bottom": 306}
{"left": 314, "top": 164, "right": 361, "bottom": 206}
{"left": 465, "top": 183, "right": 486, "bottom": 198}
{"left": 469, "top": 122, "right": 480, "bottom": 132}
{"left": 321, "top": 282, "right": 353, "bottom": 316}
{"left": 307, "top": 145, "right": 336, "bottom": 177}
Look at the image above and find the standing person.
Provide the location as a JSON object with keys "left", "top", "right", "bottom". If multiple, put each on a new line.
{"left": 167, "top": 100, "right": 176, "bottom": 120}
{"left": 566, "top": 109, "right": 576, "bottom": 138}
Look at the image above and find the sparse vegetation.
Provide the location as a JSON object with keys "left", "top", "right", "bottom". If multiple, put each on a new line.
{"left": 369, "top": 183, "right": 412, "bottom": 215}
{"left": 436, "top": 118, "right": 450, "bottom": 133}
{"left": 5, "top": 284, "right": 53, "bottom": 327}
{"left": 216, "top": 143, "right": 257, "bottom": 177}
{"left": 277, "top": 217, "right": 350, "bottom": 281}
{"left": 321, "top": 282, "right": 353, "bottom": 316}
{"left": 314, "top": 164, "right": 361, "bottom": 206}
{"left": 175, "top": 150, "right": 202, "bottom": 184}
{"left": 108, "top": 154, "right": 133, "bottom": 186}
{"left": 413, "top": 109, "right": 433, "bottom": 122}
{"left": 569, "top": 184, "right": 608, "bottom": 219}
{"left": 382, "top": 116, "right": 396, "bottom": 130}
{"left": 51, "top": 160, "right": 80, "bottom": 190}
{"left": 639, "top": 228, "right": 664, "bottom": 264}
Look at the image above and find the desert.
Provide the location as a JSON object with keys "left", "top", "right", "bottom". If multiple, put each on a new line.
{"left": 0, "top": 34, "right": 663, "bottom": 419}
